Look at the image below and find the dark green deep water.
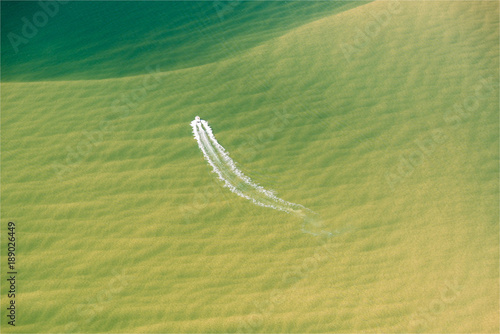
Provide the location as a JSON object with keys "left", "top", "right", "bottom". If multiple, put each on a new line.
{"left": 1, "top": 1, "right": 358, "bottom": 81}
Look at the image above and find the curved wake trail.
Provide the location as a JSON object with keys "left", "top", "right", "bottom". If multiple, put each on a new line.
{"left": 190, "top": 117, "right": 331, "bottom": 236}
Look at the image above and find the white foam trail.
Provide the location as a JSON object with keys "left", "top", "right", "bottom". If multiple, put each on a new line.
{"left": 190, "top": 117, "right": 331, "bottom": 236}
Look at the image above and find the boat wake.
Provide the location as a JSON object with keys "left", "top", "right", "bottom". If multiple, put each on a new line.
{"left": 190, "top": 116, "right": 331, "bottom": 236}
